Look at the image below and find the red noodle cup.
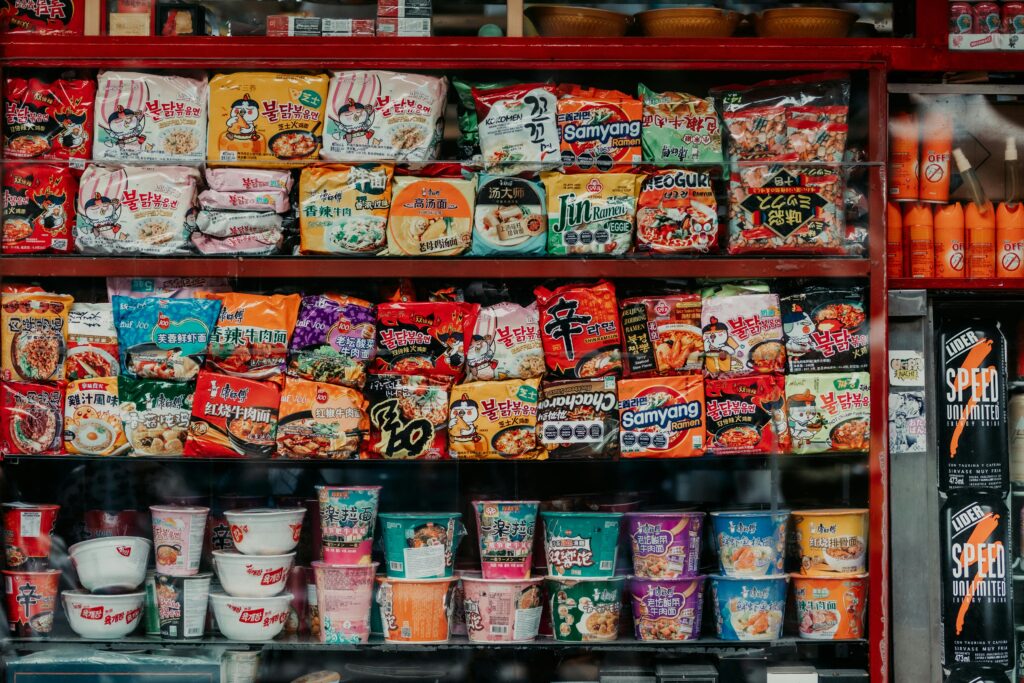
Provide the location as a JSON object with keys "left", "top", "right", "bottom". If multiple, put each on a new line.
{"left": 84, "top": 510, "right": 146, "bottom": 540}
{"left": 3, "top": 569, "right": 59, "bottom": 636}
{"left": 628, "top": 575, "right": 705, "bottom": 641}
{"left": 376, "top": 576, "right": 456, "bottom": 643}
{"left": 3, "top": 503, "right": 59, "bottom": 570}
{"left": 461, "top": 575, "right": 544, "bottom": 643}
{"left": 791, "top": 572, "right": 867, "bottom": 640}
{"left": 312, "top": 561, "right": 378, "bottom": 644}
{"left": 150, "top": 505, "right": 209, "bottom": 576}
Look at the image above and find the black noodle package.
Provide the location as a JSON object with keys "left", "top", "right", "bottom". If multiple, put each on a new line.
{"left": 781, "top": 286, "right": 869, "bottom": 374}
{"left": 536, "top": 378, "right": 619, "bottom": 460}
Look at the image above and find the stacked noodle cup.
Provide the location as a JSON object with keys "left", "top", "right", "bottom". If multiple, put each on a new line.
{"left": 64, "top": 533, "right": 151, "bottom": 640}
{"left": 149, "top": 504, "right": 213, "bottom": 639}
{"left": 2, "top": 503, "right": 62, "bottom": 638}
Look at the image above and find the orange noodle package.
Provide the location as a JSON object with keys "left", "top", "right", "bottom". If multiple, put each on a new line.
{"left": 620, "top": 294, "right": 702, "bottom": 377}
{"left": 701, "top": 291, "right": 784, "bottom": 379}
{"left": 448, "top": 378, "right": 543, "bottom": 460}
{"left": 1, "top": 382, "right": 63, "bottom": 455}
{"left": 364, "top": 373, "right": 452, "bottom": 460}
{"left": 372, "top": 301, "right": 479, "bottom": 378}
{"left": 618, "top": 374, "right": 706, "bottom": 458}
{"left": 535, "top": 281, "right": 622, "bottom": 379}
{"left": 556, "top": 85, "right": 642, "bottom": 173}
{"left": 386, "top": 170, "right": 476, "bottom": 257}
{"left": 184, "top": 369, "right": 281, "bottom": 459}
{"left": 635, "top": 169, "right": 717, "bottom": 253}
{"left": 202, "top": 292, "right": 301, "bottom": 384}
{"left": 276, "top": 377, "right": 368, "bottom": 460}
{"left": 705, "top": 374, "right": 788, "bottom": 456}
{"left": 1, "top": 291, "right": 73, "bottom": 382}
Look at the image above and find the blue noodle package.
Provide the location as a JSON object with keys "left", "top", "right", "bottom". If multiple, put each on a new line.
{"left": 113, "top": 296, "right": 221, "bottom": 381}
{"left": 469, "top": 175, "right": 547, "bottom": 256}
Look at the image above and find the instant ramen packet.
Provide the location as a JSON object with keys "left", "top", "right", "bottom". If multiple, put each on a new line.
{"left": 453, "top": 78, "right": 514, "bottom": 162}
{"left": 207, "top": 72, "right": 328, "bottom": 164}
{"left": 618, "top": 374, "right": 706, "bottom": 458}
{"left": 1, "top": 0, "right": 83, "bottom": 33}
{"left": 781, "top": 286, "right": 868, "bottom": 374}
{"left": 466, "top": 302, "right": 545, "bottom": 381}
{"left": 75, "top": 164, "right": 200, "bottom": 255}
{"left": 113, "top": 296, "right": 220, "bottom": 382}
{"left": 535, "top": 281, "right": 622, "bottom": 379}
{"left": 299, "top": 164, "right": 393, "bottom": 255}
{"left": 543, "top": 172, "right": 641, "bottom": 256}
{"left": 705, "top": 374, "right": 787, "bottom": 456}
{"left": 786, "top": 372, "right": 869, "bottom": 454}
{"left": 448, "top": 378, "right": 543, "bottom": 460}
{"left": 2, "top": 163, "right": 76, "bottom": 254}
{"left": 191, "top": 230, "right": 284, "bottom": 256}
{"left": 4, "top": 77, "right": 94, "bottom": 160}
{"left": 118, "top": 377, "right": 192, "bottom": 456}
{"left": 1, "top": 382, "right": 63, "bottom": 455}
{"left": 277, "top": 377, "right": 368, "bottom": 460}
{"left": 364, "top": 373, "right": 452, "bottom": 460}
{"left": 639, "top": 84, "right": 722, "bottom": 164}
{"left": 106, "top": 277, "right": 231, "bottom": 300}
{"left": 701, "top": 292, "right": 784, "bottom": 379}
{"left": 198, "top": 188, "right": 289, "bottom": 213}
{"left": 64, "top": 377, "right": 129, "bottom": 456}
{"left": 620, "top": 294, "right": 702, "bottom": 377}
{"left": 184, "top": 370, "right": 281, "bottom": 459}
{"left": 1, "top": 291, "right": 73, "bottom": 382}
{"left": 537, "top": 378, "right": 619, "bottom": 460}
{"left": 556, "top": 85, "right": 642, "bottom": 173}
{"left": 66, "top": 303, "right": 119, "bottom": 381}
{"left": 323, "top": 70, "right": 447, "bottom": 162}
{"left": 195, "top": 210, "right": 282, "bottom": 238}
{"left": 205, "top": 168, "right": 293, "bottom": 193}
{"left": 288, "top": 294, "right": 376, "bottom": 388}
{"left": 372, "top": 301, "right": 479, "bottom": 378}
{"left": 635, "top": 169, "right": 717, "bottom": 253}
{"left": 473, "top": 83, "right": 560, "bottom": 172}
{"left": 387, "top": 173, "right": 476, "bottom": 256}
{"left": 202, "top": 292, "right": 301, "bottom": 383}
{"left": 94, "top": 71, "right": 208, "bottom": 163}
{"left": 470, "top": 175, "right": 547, "bottom": 257}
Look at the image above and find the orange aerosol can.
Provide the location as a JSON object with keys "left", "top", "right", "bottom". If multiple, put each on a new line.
{"left": 997, "top": 202, "right": 1024, "bottom": 277}
{"left": 906, "top": 203, "right": 935, "bottom": 278}
{"left": 934, "top": 202, "right": 966, "bottom": 278}
{"left": 967, "top": 201, "right": 997, "bottom": 278}
{"left": 889, "top": 112, "right": 919, "bottom": 200}
{"left": 887, "top": 201, "right": 904, "bottom": 278}
{"left": 920, "top": 109, "right": 954, "bottom": 203}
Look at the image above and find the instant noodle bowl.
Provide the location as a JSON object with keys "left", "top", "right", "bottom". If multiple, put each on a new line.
{"left": 547, "top": 575, "right": 624, "bottom": 642}
{"left": 542, "top": 172, "right": 641, "bottom": 255}
{"left": 782, "top": 286, "right": 869, "bottom": 374}
{"left": 1, "top": 291, "right": 72, "bottom": 382}
{"left": 466, "top": 302, "right": 544, "bottom": 381}
{"left": 210, "top": 592, "right": 291, "bottom": 641}
{"left": 620, "top": 294, "right": 702, "bottom": 376}
{"left": 786, "top": 372, "right": 870, "bottom": 454}
{"left": 202, "top": 292, "right": 301, "bottom": 383}
{"left": 212, "top": 551, "right": 294, "bottom": 598}
{"left": 618, "top": 375, "right": 706, "bottom": 458}
{"left": 635, "top": 170, "right": 718, "bottom": 253}
{"left": 461, "top": 575, "right": 543, "bottom": 642}
{"left": 793, "top": 508, "right": 868, "bottom": 576}
{"left": 184, "top": 371, "right": 281, "bottom": 459}
{"left": 380, "top": 513, "right": 463, "bottom": 579}
{"left": 317, "top": 485, "right": 381, "bottom": 564}
{"left": 3, "top": 503, "right": 59, "bottom": 570}
{"left": 155, "top": 571, "right": 211, "bottom": 639}
{"left": 537, "top": 378, "right": 619, "bottom": 460}
{"left": 474, "top": 83, "right": 559, "bottom": 173}
{"left": 62, "top": 590, "right": 145, "bottom": 639}
{"left": 376, "top": 576, "right": 456, "bottom": 643}
{"left": 710, "top": 510, "right": 788, "bottom": 577}
{"left": 710, "top": 574, "right": 787, "bottom": 641}
{"left": 470, "top": 175, "right": 547, "bottom": 256}
{"left": 277, "top": 378, "right": 368, "bottom": 460}
{"left": 639, "top": 84, "right": 722, "bottom": 164}
{"left": 628, "top": 575, "right": 705, "bottom": 641}
{"left": 473, "top": 500, "right": 539, "bottom": 579}
{"left": 65, "top": 303, "right": 118, "bottom": 381}
{"left": 113, "top": 296, "right": 220, "bottom": 382}
{"left": 386, "top": 174, "right": 476, "bottom": 256}
{"left": 706, "top": 374, "right": 788, "bottom": 456}
{"left": 64, "top": 377, "right": 129, "bottom": 456}
{"left": 448, "top": 379, "right": 543, "bottom": 460}
{"left": 225, "top": 508, "right": 304, "bottom": 556}
{"left": 3, "top": 569, "right": 60, "bottom": 636}
{"left": 556, "top": 86, "right": 641, "bottom": 173}
{"left": 151, "top": 505, "right": 209, "bottom": 576}
{"left": 299, "top": 164, "right": 392, "bottom": 255}
{"left": 313, "top": 561, "right": 378, "bottom": 643}
{"left": 3, "top": 77, "right": 94, "bottom": 160}
{"left": 364, "top": 373, "right": 451, "bottom": 459}
{"left": 792, "top": 572, "right": 867, "bottom": 640}
{"left": 535, "top": 280, "right": 622, "bottom": 378}
{"left": 542, "top": 511, "right": 621, "bottom": 578}
{"left": 626, "top": 511, "right": 704, "bottom": 578}
{"left": 288, "top": 294, "right": 376, "bottom": 388}
{"left": 119, "top": 377, "right": 192, "bottom": 457}
{"left": 2, "top": 163, "right": 76, "bottom": 254}
{"left": 69, "top": 536, "right": 151, "bottom": 593}
{"left": 701, "top": 291, "right": 784, "bottom": 378}
{"left": 1, "top": 382, "right": 63, "bottom": 455}
{"left": 372, "top": 301, "right": 479, "bottom": 378}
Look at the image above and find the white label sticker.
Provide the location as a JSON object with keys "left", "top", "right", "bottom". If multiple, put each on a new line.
{"left": 513, "top": 606, "right": 542, "bottom": 641}
{"left": 19, "top": 511, "right": 41, "bottom": 537}
{"left": 403, "top": 544, "right": 445, "bottom": 579}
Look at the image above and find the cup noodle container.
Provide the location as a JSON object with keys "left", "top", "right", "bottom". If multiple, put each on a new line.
{"left": 317, "top": 486, "right": 380, "bottom": 565}
{"left": 3, "top": 568, "right": 60, "bottom": 636}
{"left": 461, "top": 575, "right": 543, "bottom": 643}
{"left": 3, "top": 503, "right": 59, "bottom": 570}
{"left": 709, "top": 510, "right": 789, "bottom": 577}
{"left": 542, "top": 511, "right": 622, "bottom": 578}
{"left": 449, "top": 572, "right": 467, "bottom": 637}
{"left": 155, "top": 571, "right": 211, "bottom": 638}
{"left": 547, "top": 575, "right": 624, "bottom": 642}
{"left": 791, "top": 572, "right": 868, "bottom": 640}
{"left": 793, "top": 509, "right": 868, "bottom": 576}
{"left": 376, "top": 576, "right": 456, "bottom": 643}
{"left": 312, "top": 561, "right": 377, "bottom": 644}
{"left": 625, "top": 511, "right": 704, "bottom": 578}
{"left": 710, "top": 574, "right": 787, "bottom": 641}
{"left": 150, "top": 505, "right": 209, "bottom": 576}
{"left": 628, "top": 575, "right": 704, "bottom": 641}
{"left": 997, "top": 202, "right": 1024, "bottom": 278}
{"left": 379, "top": 512, "right": 463, "bottom": 579}
{"left": 473, "top": 500, "right": 539, "bottom": 579}
{"left": 206, "top": 496, "right": 264, "bottom": 564}
{"left": 934, "top": 202, "right": 966, "bottom": 278}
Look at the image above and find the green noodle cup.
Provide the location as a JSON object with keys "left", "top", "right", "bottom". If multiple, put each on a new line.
{"left": 379, "top": 513, "right": 464, "bottom": 579}
{"left": 546, "top": 575, "right": 625, "bottom": 642}
{"left": 541, "top": 512, "right": 622, "bottom": 578}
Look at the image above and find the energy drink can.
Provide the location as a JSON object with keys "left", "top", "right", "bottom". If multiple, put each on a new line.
{"left": 941, "top": 493, "right": 1013, "bottom": 671}
{"left": 950, "top": 3, "right": 973, "bottom": 34}
{"left": 938, "top": 319, "right": 1008, "bottom": 492}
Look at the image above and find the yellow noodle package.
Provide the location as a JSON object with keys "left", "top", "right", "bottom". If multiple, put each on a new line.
{"left": 1, "top": 292, "right": 74, "bottom": 382}
{"left": 386, "top": 175, "right": 476, "bottom": 256}
{"left": 64, "top": 377, "right": 129, "bottom": 456}
{"left": 448, "top": 378, "right": 544, "bottom": 460}
{"left": 299, "top": 164, "right": 393, "bottom": 255}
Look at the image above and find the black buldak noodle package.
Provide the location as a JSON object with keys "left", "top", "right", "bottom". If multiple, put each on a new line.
{"left": 537, "top": 378, "right": 618, "bottom": 459}
{"left": 782, "top": 285, "right": 868, "bottom": 374}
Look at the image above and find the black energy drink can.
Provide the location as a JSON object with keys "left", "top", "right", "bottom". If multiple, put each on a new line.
{"left": 938, "top": 320, "right": 1009, "bottom": 493}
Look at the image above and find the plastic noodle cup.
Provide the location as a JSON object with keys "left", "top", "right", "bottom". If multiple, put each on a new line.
{"left": 461, "top": 575, "right": 544, "bottom": 643}
{"left": 3, "top": 568, "right": 60, "bottom": 636}
{"left": 473, "top": 500, "right": 539, "bottom": 579}
{"left": 710, "top": 510, "right": 789, "bottom": 577}
{"left": 793, "top": 509, "right": 868, "bottom": 576}
{"left": 62, "top": 590, "right": 145, "bottom": 639}
{"left": 376, "top": 576, "right": 456, "bottom": 643}
{"left": 69, "top": 536, "right": 151, "bottom": 594}
{"left": 628, "top": 576, "right": 705, "bottom": 641}
{"left": 546, "top": 575, "right": 624, "bottom": 642}
{"left": 317, "top": 486, "right": 381, "bottom": 564}
{"left": 224, "top": 508, "right": 305, "bottom": 556}
{"left": 380, "top": 512, "right": 464, "bottom": 579}
{"left": 154, "top": 571, "right": 211, "bottom": 639}
{"left": 710, "top": 574, "right": 787, "bottom": 641}
{"left": 313, "top": 561, "right": 378, "bottom": 644}
{"left": 3, "top": 503, "right": 59, "bottom": 570}
{"left": 449, "top": 572, "right": 467, "bottom": 637}
{"left": 625, "top": 511, "right": 705, "bottom": 578}
{"left": 150, "top": 505, "right": 209, "bottom": 576}
{"left": 792, "top": 573, "right": 867, "bottom": 640}
{"left": 210, "top": 592, "right": 292, "bottom": 641}
{"left": 542, "top": 511, "right": 622, "bottom": 578}
{"left": 212, "top": 550, "right": 295, "bottom": 598}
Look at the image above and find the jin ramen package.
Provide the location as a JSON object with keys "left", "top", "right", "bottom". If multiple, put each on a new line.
{"left": 364, "top": 373, "right": 451, "bottom": 460}
{"left": 289, "top": 294, "right": 376, "bottom": 388}
{"left": 386, "top": 174, "right": 476, "bottom": 256}
{"left": 786, "top": 372, "right": 869, "bottom": 455}
{"left": 705, "top": 374, "right": 787, "bottom": 456}
{"left": 185, "top": 370, "right": 281, "bottom": 459}
{"left": 1, "top": 291, "right": 73, "bottom": 382}
{"left": 620, "top": 294, "right": 702, "bottom": 377}
{"left": 202, "top": 292, "right": 301, "bottom": 383}
{"left": 556, "top": 85, "right": 642, "bottom": 173}
{"left": 1, "top": 382, "right": 63, "bottom": 455}
{"left": 118, "top": 377, "right": 192, "bottom": 457}
{"left": 635, "top": 169, "right": 717, "bottom": 254}
{"left": 537, "top": 378, "right": 619, "bottom": 460}
{"left": 473, "top": 83, "right": 559, "bottom": 172}
{"left": 448, "top": 378, "right": 543, "bottom": 460}
{"left": 299, "top": 164, "right": 393, "bottom": 255}
{"left": 535, "top": 281, "right": 622, "bottom": 379}
{"left": 701, "top": 292, "right": 784, "bottom": 378}
{"left": 618, "top": 374, "right": 705, "bottom": 458}
{"left": 113, "top": 296, "right": 221, "bottom": 382}
{"left": 466, "top": 302, "right": 545, "bottom": 381}
{"left": 781, "top": 286, "right": 868, "bottom": 374}
{"left": 372, "top": 301, "right": 479, "bottom": 378}
{"left": 470, "top": 175, "right": 547, "bottom": 256}
{"left": 639, "top": 84, "right": 722, "bottom": 164}
{"left": 276, "top": 377, "right": 368, "bottom": 460}
{"left": 4, "top": 77, "right": 94, "bottom": 160}
{"left": 65, "top": 303, "right": 119, "bottom": 381}
{"left": 543, "top": 172, "right": 641, "bottom": 256}
{"left": 2, "top": 163, "right": 76, "bottom": 254}
{"left": 64, "top": 377, "right": 129, "bottom": 456}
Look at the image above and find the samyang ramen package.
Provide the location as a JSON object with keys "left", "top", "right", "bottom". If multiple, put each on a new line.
{"left": 448, "top": 378, "right": 543, "bottom": 460}
{"left": 2, "top": 163, "right": 76, "bottom": 254}
{"left": 1, "top": 381, "right": 63, "bottom": 455}
{"left": 537, "top": 378, "right": 619, "bottom": 460}
{"left": 372, "top": 301, "right": 479, "bottom": 378}
{"left": 618, "top": 374, "right": 705, "bottom": 458}
{"left": 364, "top": 373, "right": 451, "bottom": 460}
{"left": 4, "top": 77, "right": 94, "bottom": 160}
{"left": 288, "top": 294, "right": 376, "bottom": 388}
{"left": 781, "top": 286, "right": 868, "bottom": 374}
{"left": 701, "top": 292, "right": 784, "bottom": 378}
{"left": 184, "top": 370, "right": 281, "bottom": 459}
{"left": 620, "top": 294, "right": 702, "bottom": 377}
{"left": 705, "top": 374, "right": 788, "bottom": 456}
{"left": 556, "top": 85, "right": 642, "bottom": 173}
{"left": 786, "top": 372, "right": 870, "bottom": 455}
{"left": 535, "top": 280, "right": 622, "bottom": 379}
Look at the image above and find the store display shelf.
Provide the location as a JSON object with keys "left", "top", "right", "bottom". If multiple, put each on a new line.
{"left": 0, "top": 256, "right": 870, "bottom": 280}
{"left": 889, "top": 278, "right": 1024, "bottom": 291}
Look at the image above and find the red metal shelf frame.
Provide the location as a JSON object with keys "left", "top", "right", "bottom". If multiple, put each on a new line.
{"left": 889, "top": 278, "right": 1024, "bottom": 290}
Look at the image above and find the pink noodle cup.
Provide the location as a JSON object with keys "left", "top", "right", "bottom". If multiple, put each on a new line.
{"left": 461, "top": 575, "right": 544, "bottom": 643}
{"left": 316, "top": 486, "right": 381, "bottom": 565}
{"left": 472, "top": 500, "right": 539, "bottom": 580}
{"left": 150, "top": 505, "right": 209, "bottom": 577}
{"left": 312, "top": 561, "right": 378, "bottom": 644}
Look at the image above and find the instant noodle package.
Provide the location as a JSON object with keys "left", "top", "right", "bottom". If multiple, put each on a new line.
{"left": 473, "top": 83, "right": 560, "bottom": 172}
{"left": 65, "top": 303, "right": 119, "bottom": 381}
{"left": 1, "top": 291, "right": 73, "bottom": 383}
{"left": 106, "top": 276, "right": 231, "bottom": 300}
{"left": 465, "top": 302, "right": 545, "bottom": 381}
{"left": 4, "top": 77, "right": 94, "bottom": 160}
{"left": 277, "top": 377, "right": 368, "bottom": 460}
{"left": 470, "top": 175, "right": 547, "bottom": 256}
{"left": 365, "top": 373, "right": 451, "bottom": 459}
{"left": 1, "top": 382, "right": 63, "bottom": 455}
{"left": 639, "top": 84, "right": 722, "bottom": 164}
{"left": 288, "top": 294, "right": 376, "bottom": 388}
{"left": 386, "top": 173, "right": 476, "bottom": 256}
{"left": 543, "top": 173, "right": 641, "bottom": 256}
{"left": 701, "top": 291, "right": 784, "bottom": 378}
{"left": 618, "top": 375, "right": 706, "bottom": 458}
{"left": 299, "top": 164, "right": 393, "bottom": 255}
{"left": 202, "top": 292, "right": 301, "bottom": 384}
{"left": 635, "top": 170, "right": 717, "bottom": 254}
{"left": 2, "top": 163, "right": 76, "bottom": 254}
{"left": 448, "top": 378, "right": 543, "bottom": 460}
{"left": 0, "top": 0, "right": 83, "bottom": 33}
{"left": 184, "top": 369, "right": 281, "bottom": 458}
{"left": 621, "top": 294, "right": 702, "bottom": 377}
{"left": 705, "top": 374, "right": 788, "bottom": 456}
{"left": 535, "top": 281, "right": 622, "bottom": 379}
{"left": 537, "top": 378, "right": 619, "bottom": 460}
{"left": 372, "top": 301, "right": 478, "bottom": 377}
{"left": 64, "top": 377, "right": 129, "bottom": 456}
{"left": 782, "top": 286, "right": 869, "bottom": 374}
{"left": 786, "top": 372, "right": 870, "bottom": 454}
{"left": 118, "top": 377, "right": 192, "bottom": 456}
{"left": 113, "top": 296, "right": 221, "bottom": 381}
{"left": 556, "top": 86, "right": 642, "bottom": 173}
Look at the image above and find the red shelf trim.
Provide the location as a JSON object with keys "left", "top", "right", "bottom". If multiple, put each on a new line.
{"left": 889, "top": 277, "right": 1024, "bottom": 290}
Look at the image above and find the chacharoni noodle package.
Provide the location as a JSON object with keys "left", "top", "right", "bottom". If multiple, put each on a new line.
{"left": 786, "top": 372, "right": 870, "bottom": 454}
{"left": 118, "top": 377, "right": 192, "bottom": 456}
{"left": 537, "top": 378, "right": 619, "bottom": 460}
{"left": 542, "top": 172, "right": 641, "bottom": 256}
{"left": 299, "top": 164, "right": 393, "bottom": 255}
{"left": 364, "top": 373, "right": 452, "bottom": 460}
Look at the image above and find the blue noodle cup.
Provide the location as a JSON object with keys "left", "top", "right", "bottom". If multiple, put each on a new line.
{"left": 710, "top": 574, "right": 788, "bottom": 641}
{"left": 709, "top": 510, "right": 789, "bottom": 577}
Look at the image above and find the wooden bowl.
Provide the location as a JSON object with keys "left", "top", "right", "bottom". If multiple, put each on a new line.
{"left": 524, "top": 5, "right": 631, "bottom": 37}
{"left": 635, "top": 7, "right": 741, "bottom": 38}
{"left": 754, "top": 7, "right": 857, "bottom": 38}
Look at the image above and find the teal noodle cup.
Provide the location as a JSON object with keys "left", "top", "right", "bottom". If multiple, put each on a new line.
{"left": 542, "top": 511, "right": 623, "bottom": 578}
{"left": 379, "top": 513, "right": 464, "bottom": 579}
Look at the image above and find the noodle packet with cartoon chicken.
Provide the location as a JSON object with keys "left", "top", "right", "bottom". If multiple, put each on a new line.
{"left": 3, "top": 163, "right": 77, "bottom": 254}
{"left": 1, "top": 291, "right": 74, "bottom": 383}
{"left": 4, "top": 77, "right": 95, "bottom": 161}
{"left": 635, "top": 169, "right": 717, "bottom": 254}
{"left": 364, "top": 373, "right": 452, "bottom": 460}
{"left": 277, "top": 377, "right": 368, "bottom": 460}
{"left": 448, "top": 378, "right": 544, "bottom": 460}
{"left": 535, "top": 281, "right": 622, "bottom": 379}
{"left": 705, "top": 374, "right": 788, "bottom": 456}
{"left": 781, "top": 286, "right": 868, "bottom": 374}
{"left": 786, "top": 372, "right": 869, "bottom": 455}
{"left": 620, "top": 294, "right": 702, "bottom": 377}
{"left": 113, "top": 296, "right": 221, "bottom": 382}
{"left": 372, "top": 301, "right": 479, "bottom": 378}
{"left": 202, "top": 292, "right": 301, "bottom": 384}
{"left": 701, "top": 292, "right": 784, "bottom": 379}
{"left": 465, "top": 302, "right": 545, "bottom": 381}
{"left": 64, "top": 377, "right": 129, "bottom": 456}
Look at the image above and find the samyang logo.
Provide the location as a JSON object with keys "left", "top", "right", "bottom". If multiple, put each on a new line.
{"left": 239, "top": 608, "right": 265, "bottom": 624}
{"left": 621, "top": 399, "right": 703, "bottom": 430}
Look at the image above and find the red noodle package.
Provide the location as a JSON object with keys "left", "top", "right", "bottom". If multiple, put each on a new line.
{"left": 535, "top": 280, "right": 622, "bottom": 379}
{"left": 184, "top": 370, "right": 281, "bottom": 459}
{"left": 372, "top": 302, "right": 479, "bottom": 378}
{"left": 1, "top": 381, "right": 63, "bottom": 455}
{"left": 4, "top": 77, "right": 94, "bottom": 159}
{"left": 0, "top": 0, "right": 84, "bottom": 33}
{"left": 2, "top": 163, "right": 76, "bottom": 254}
{"left": 618, "top": 374, "right": 705, "bottom": 458}
{"left": 705, "top": 374, "right": 788, "bottom": 456}
{"left": 635, "top": 169, "right": 717, "bottom": 253}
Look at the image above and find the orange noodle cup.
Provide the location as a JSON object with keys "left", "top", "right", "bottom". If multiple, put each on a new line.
{"left": 312, "top": 561, "right": 377, "bottom": 644}
{"left": 793, "top": 509, "right": 868, "bottom": 576}
{"left": 791, "top": 572, "right": 868, "bottom": 640}
{"left": 376, "top": 576, "right": 456, "bottom": 643}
